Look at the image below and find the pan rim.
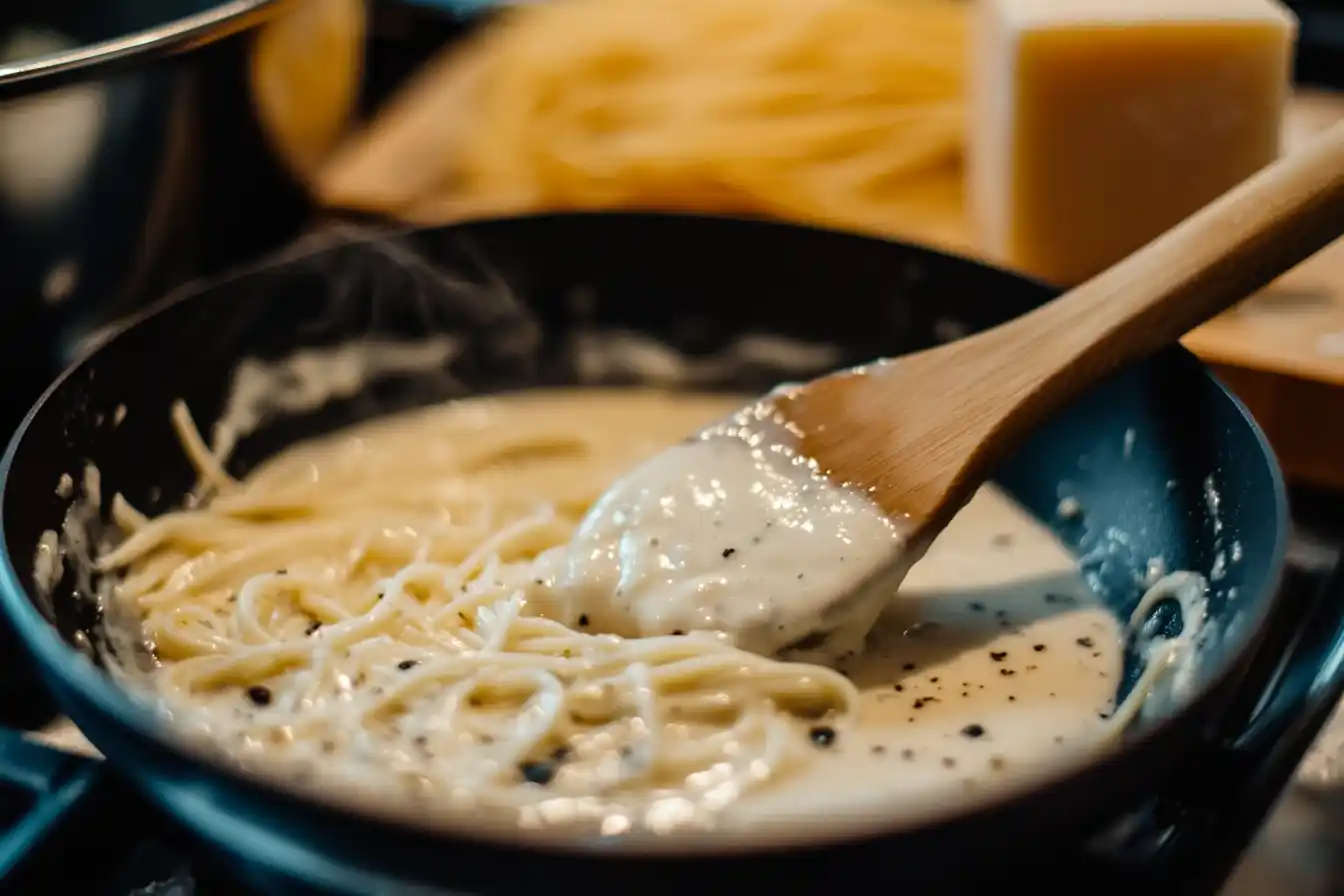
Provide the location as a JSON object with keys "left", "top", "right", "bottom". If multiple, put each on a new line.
{"left": 0, "top": 0, "right": 280, "bottom": 94}
{"left": 0, "top": 210, "right": 1292, "bottom": 859}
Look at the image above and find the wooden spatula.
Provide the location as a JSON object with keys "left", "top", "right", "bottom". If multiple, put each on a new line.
{"left": 774, "top": 121, "right": 1344, "bottom": 599}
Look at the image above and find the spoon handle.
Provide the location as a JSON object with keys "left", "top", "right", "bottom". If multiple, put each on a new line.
{"left": 988, "top": 120, "right": 1344, "bottom": 406}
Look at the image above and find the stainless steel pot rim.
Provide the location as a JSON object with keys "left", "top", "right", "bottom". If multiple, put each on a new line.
{"left": 0, "top": 0, "right": 278, "bottom": 88}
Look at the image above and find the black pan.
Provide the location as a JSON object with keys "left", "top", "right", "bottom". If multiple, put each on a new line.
{"left": 2, "top": 213, "right": 1343, "bottom": 894}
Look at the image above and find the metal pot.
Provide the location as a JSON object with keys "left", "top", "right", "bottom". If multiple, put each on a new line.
{"left": 0, "top": 0, "right": 365, "bottom": 428}
{"left": 0, "top": 0, "right": 364, "bottom": 719}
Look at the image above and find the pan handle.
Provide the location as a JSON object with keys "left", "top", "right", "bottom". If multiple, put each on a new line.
{"left": 1141, "top": 558, "right": 1344, "bottom": 892}
{"left": 0, "top": 730, "right": 102, "bottom": 885}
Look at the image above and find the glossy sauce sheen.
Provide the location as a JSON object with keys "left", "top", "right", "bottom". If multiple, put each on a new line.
{"left": 548, "top": 395, "right": 905, "bottom": 657}
{"left": 543, "top": 394, "right": 1122, "bottom": 823}
{"left": 730, "top": 485, "right": 1122, "bottom": 827}
{"left": 77, "top": 390, "right": 1124, "bottom": 833}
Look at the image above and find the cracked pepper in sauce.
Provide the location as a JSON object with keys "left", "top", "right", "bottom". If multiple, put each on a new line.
{"left": 720, "top": 485, "right": 1123, "bottom": 829}
{"left": 538, "top": 394, "right": 1123, "bottom": 828}
{"left": 81, "top": 389, "right": 1126, "bottom": 834}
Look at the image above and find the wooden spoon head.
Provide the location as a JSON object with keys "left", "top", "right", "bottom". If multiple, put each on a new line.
{"left": 771, "top": 344, "right": 1013, "bottom": 548}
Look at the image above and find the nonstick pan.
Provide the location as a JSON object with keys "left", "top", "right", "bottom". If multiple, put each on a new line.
{"left": 2, "top": 212, "right": 1343, "bottom": 895}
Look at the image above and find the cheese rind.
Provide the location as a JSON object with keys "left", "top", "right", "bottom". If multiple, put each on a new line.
{"left": 970, "top": 0, "right": 1297, "bottom": 286}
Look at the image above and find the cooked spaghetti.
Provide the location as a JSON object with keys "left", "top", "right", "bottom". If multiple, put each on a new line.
{"left": 96, "top": 391, "right": 857, "bottom": 823}
{"left": 88, "top": 386, "right": 1208, "bottom": 834}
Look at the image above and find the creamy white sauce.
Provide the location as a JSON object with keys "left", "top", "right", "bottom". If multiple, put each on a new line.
{"left": 85, "top": 391, "right": 1131, "bottom": 834}
{"left": 727, "top": 485, "right": 1124, "bottom": 827}
{"left": 546, "top": 395, "right": 904, "bottom": 658}
{"left": 27, "top": 322, "right": 1209, "bottom": 837}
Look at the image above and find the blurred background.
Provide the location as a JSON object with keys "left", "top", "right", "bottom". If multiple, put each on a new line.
{"left": 0, "top": 0, "right": 1340, "bottom": 492}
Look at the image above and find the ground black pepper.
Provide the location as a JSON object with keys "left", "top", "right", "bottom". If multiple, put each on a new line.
{"left": 960, "top": 724, "right": 985, "bottom": 739}
{"left": 519, "top": 762, "right": 556, "bottom": 785}
{"left": 722, "top": 548, "right": 736, "bottom": 558}
{"left": 397, "top": 660, "right": 420, "bottom": 671}
{"left": 578, "top": 614, "right": 590, "bottom": 627}
{"left": 1033, "top": 643, "right": 1046, "bottom": 652}
{"left": 305, "top": 620, "right": 322, "bottom": 636}
{"left": 808, "top": 725, "right": 837, "bottom": 747}
{"left": 1076, "top": 636, "right": 1095, "bottom": 648}
{"left": 999, "top": 669, "right": 1016, "bottom": 677}
{"left": 989, "top": 651, "right": 1007, "bottom": 661}
{"left": 246, "top": 685, "right": 272, "bottom": 706}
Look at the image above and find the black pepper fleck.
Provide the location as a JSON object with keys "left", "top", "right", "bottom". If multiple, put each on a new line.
{"left": 1033, "top": 644, "right": 1046, "bottom": 652}
{"left": 990, "top": 651, "right": 1007, "bottom": 661}
{"left": 578, "top": 614, "right": 590, "bottom": 627}
{"left": 397, "top": 660, "right": 420, "bottom": 671}
{"left": 968, "top": 602, "right": 986, "bottom": 613}
{"left": 808, "top": 725, "right": 837, "bottom": 747}
{"left": 671, "top": 629, "right": 685, "bottom": 636}
{"left": 246, "top": 686, "right": 272, "bottom": 707}
{"left": 999, "top": 669, "right": 1016, "bottom": 677}
{"left": 1077, "top": 636, "right": 1095, "bottom": 648}
{"left": 722, "top": 548, "right": 736, "bottom": 559}
{"left": 902, "top": 663, "right": 917, "bottom": 671}
{"left": 960, "top": 724, "right": 986, "bottom": 739}
{"left": 305, "top": 620, "right": 322, "bottom": 636}
{"left": 519, "top": 762, "right": 556, "bottom": 786}
{"left": 893, "top": 684, "right": 904, "bottom": 692}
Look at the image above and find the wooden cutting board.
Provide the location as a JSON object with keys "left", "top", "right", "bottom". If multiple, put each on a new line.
{"left": 894, "top": 91, "right": 1344, "bottom": 492}
{"left": 320, "top": 80, "right": 1344, "bottom": 490}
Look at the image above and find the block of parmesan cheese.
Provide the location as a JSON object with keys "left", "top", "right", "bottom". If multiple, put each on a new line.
{"left": 970, "top": 0, "right": 1297, "bottom": 285}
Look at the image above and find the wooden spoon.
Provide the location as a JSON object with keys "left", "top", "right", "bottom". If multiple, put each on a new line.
{"left": 766, "top": 120, "right": 1344, "bottom": 635}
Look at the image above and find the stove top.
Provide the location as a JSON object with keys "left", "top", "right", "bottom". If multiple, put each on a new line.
{"left": 0, "top": 486, "right": 1341, "bottom": 896}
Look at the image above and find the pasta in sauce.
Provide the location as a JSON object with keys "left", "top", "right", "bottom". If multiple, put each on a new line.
{"left": 88, "top": 389, "right": 1206, "bottom": 835}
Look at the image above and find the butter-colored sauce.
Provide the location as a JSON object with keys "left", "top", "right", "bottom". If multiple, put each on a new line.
{"left": 547, "top": 394, "right": 906, "bottom": 658}
{"left": 726, "top": 484, "right": 1122, "bottom": 828}
{"left": 40, "top": 388, "right": 1133, "bottom": 836}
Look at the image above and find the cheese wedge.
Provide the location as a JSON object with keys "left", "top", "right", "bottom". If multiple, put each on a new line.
{"left": 970, "top": 0, "right": 1297, "bottom": 285}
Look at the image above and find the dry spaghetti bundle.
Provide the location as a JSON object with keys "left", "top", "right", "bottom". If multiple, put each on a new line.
{"left": 320, "top": 0, "right": 967, "bottom": 243}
